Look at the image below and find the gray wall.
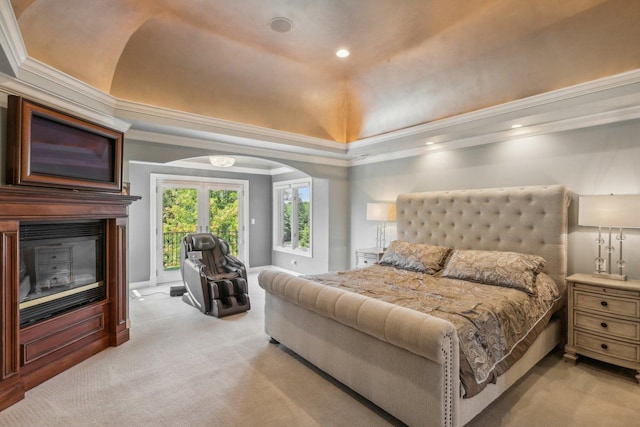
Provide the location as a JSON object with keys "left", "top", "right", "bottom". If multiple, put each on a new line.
{"left": 124, "top": 139, "right": 350, "bottom": 281}
{"left": 349, "top": 119, "right": 640, "bottom": 279}
{"left": 270, "top": 162, "right": 350, "bottom": 274}
{"left": 125, "top": 139, "right": 273, "bottom": 283}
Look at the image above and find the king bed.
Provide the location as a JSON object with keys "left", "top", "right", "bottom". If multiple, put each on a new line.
{"left": 258, "top": 185, "right": 571, "bottom": 426}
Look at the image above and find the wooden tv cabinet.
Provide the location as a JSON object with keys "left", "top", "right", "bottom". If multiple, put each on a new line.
{"left": 0, "top": 186, "right": 139, "bottom": 411}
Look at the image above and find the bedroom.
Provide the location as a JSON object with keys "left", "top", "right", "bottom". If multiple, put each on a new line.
{"left": 1, "top": 1, "right": 640, "bottom": 425}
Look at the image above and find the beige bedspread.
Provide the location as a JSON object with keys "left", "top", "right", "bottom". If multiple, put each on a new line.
{"left": 304, "top": 265, "right": 563, "bottom": 397}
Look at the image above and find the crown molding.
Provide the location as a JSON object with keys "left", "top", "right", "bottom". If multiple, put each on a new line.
{"left": 0, "top": 58, "right": 130, "bottom": 131}
{"left": 348, "top": 68, "right": 640, "bottom": 152}
{"left": 0, "top": 0, "right": 26, "bottom": 77}
{"left": 125, "top": 129, "right": 351, "bottom": 168}
{"left": 351, "top": 102, "right": 640, "bottom": 167}
{"left": 120, "top": 70, "right": 640, "bottom": 167}
{"left": 19, "top": 57, "right": 116, "bottom": 109}
{"left": 116, "top": 99, "right": 346, "bottom": 154}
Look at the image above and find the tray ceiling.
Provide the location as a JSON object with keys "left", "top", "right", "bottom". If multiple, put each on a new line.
{"left": 9, "top": 0, "right": 640, "bottom": 143}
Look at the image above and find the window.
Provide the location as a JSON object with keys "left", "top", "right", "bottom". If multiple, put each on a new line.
{"left": 273, "top": 178, "right": 312, "bottom": 256}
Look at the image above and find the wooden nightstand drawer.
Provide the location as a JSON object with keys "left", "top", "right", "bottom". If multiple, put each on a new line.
{"left": 360, "top": 254, "right": 378, "bottom": 262}
{"left": 574, "top": 282, "right": 640, "bottom": 298}
{"left": 574, "top": 290, "right": 640, "bottom": 318}
{"left": 357, "top": 256, "right": 377, "bottom": 268}
{"left": 355, "top": 248, "right": 384, "bottom": 268}
{"left": 574, "top": 311, "right": 640, "bottom": 342}
{"left": 574, "top": 330, "right": 640, "bottom": 363}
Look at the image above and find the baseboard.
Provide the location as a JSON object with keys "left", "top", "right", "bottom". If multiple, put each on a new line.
{"left": 129, "top": 280, "right": 153, "bottom": 290}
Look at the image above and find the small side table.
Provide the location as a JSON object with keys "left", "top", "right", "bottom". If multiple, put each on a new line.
{"left": 563, "top": 273, "right": 640, "bottom": 383}
{"left": 355, "top": 248, "right": 384, "bottom": 268}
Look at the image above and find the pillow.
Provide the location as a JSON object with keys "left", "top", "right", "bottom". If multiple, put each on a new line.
{"left": 379, "top": 240, "right": 451, "bottom": 274}
{"left": 441, "top": 249, "right": 546, "bottom": 295}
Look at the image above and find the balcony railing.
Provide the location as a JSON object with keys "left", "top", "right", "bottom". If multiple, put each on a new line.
{"left": 163, "top": 229, "right": 238, "bottom": 271}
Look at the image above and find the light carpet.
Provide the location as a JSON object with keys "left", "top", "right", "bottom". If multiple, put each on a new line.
{"left": 1, "top": 268, "right": 638, "bottom": 426}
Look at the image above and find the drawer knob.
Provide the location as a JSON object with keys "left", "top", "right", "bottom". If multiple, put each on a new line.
{"left": 600, "top": 322, "right": 608, "bottom": 329}
{"left": 601, "top": 343, "right": 608, "bottom": 350}
{"left": 600, "top": 301, "right": 608, "bottom": 307}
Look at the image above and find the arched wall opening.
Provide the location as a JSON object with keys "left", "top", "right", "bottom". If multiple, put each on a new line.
{"left": 124, "top": 143, "right": 349, "bottom": 284}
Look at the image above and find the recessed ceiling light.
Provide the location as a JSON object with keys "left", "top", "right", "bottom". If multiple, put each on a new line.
{"left": 336, "top": 49, "right": 350, "bottom": 58}
{"left": 425, "top": 141, "right": 435, "bottom": 145}
{"left": 511, "top": 124, "right": 523, "bottom": 129}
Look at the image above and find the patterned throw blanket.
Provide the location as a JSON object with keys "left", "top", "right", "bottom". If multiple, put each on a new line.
{"left": 304, "top": 264, "right": 562, "bottom": 397}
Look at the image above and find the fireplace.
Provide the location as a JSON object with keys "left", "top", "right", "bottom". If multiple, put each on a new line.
{"left": 0, "top": 95, "right": 139, "bottom": 411}
{"left": 19, "top": 221, "right": 107, "bottom": 328}
{"left": 0, "top": 186, "right": 139, "bottom": 410}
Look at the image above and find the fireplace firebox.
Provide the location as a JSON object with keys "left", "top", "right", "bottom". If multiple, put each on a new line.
{"left": 19, "top": 221, "right": 107, "bottom": 328}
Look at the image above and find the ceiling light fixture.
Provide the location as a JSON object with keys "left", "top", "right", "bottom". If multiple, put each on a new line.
{"left": 425, "top": 141, "right": 435, "bottom": 145}
{"left": 336, "top": 49, "right": 350, "bottom": 58}
{"left": 209, "top": 156, "right": 235, "bottom": 168}
{"left": 511, "top": 124, "right": 523, "bottom": 129}
{"left": 269, "top": 17, "right": 293, "bottom": 33}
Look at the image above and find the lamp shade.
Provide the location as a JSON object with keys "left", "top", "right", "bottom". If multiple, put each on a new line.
{"left": 579, "top": 195, "right": 640, "bottom": 228}
{"left": 366, "top": 203, "right": 396, "bottom": 222}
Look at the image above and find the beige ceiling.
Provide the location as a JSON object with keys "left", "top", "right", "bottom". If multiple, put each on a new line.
{"left": 10, "top": 0, "right": 640, "bottom": 143}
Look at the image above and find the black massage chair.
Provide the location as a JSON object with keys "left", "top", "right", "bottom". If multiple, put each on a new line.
{"left": 180, "top": 233, "right": 250, "bottom": 317}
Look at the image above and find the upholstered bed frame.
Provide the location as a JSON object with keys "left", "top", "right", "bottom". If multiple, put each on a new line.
{"left": 259, "top": 185, "right": 570, "bottom": 426}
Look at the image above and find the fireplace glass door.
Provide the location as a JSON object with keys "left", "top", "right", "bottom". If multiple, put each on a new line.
{"left": 18, "top": 221, "right": 106, "bottom": 327}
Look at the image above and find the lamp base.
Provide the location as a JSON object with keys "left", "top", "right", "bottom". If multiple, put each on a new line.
{"left": 592, "top": 272, "right": 627, "bottom": 281}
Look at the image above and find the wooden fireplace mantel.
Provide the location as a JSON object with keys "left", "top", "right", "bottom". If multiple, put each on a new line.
{"left": 0, "top": 185, "right": 140, "bottom": 411}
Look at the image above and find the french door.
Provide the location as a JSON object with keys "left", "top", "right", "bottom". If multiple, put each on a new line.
{"left": 151, "top": 175, "right": 248, "bottom": 284}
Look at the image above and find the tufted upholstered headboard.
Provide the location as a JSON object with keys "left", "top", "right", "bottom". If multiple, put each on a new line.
{"left": 396, "top": 185, "right": 571, "bottom": 289}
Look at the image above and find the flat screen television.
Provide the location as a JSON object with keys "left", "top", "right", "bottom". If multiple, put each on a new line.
{"left": 6, "top": 96, "right": 123, "bottom": 192}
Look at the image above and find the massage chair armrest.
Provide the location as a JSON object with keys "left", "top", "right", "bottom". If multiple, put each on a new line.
{"left": 183, "top": 257, "right": 206, "bottom": 275}
{"left": 224, "top": 254, "right": 247, "bottom": 280}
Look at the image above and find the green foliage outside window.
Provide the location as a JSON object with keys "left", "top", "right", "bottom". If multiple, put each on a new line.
{"left": 297, "top": 199, "right": 310, "bottom": 249}
{"left": 209, "top": 190, "right": 239, "bottom": 255}
{"left": 162, "top": 188, "right": 239, "bottom": 270}
{"left": 280, "top": 201, "right": 309, "bottom": 248}
{"left": 277, "top": 183, "right": 310, "bottom": 251}
{"left": 163, "top": 188, "right": 198, "bottom": 233}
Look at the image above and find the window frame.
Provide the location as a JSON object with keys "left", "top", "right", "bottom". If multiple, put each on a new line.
{"left": 273, "top": 178, "right": 312, "bottom": 257}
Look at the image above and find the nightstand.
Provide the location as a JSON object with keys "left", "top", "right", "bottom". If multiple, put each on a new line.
{"left": 355, "top": 248, "right": 384, "bottom": 268}
{"left": 564, "top": 273, "right": 640, "bottom": 383}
